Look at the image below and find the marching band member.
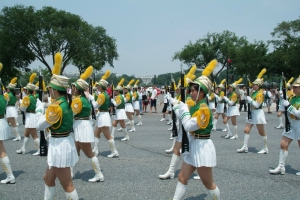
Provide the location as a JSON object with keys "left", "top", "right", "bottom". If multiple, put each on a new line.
{"left": 132, "top": 80, "right": 142, "bottom": 126}
{"left": 222, "top": 78, "right": 242, "bottom": 139}
{"left": 270, "top": 76, "right": 300, "bottom": 175}
{"left": 237, "top": 68, "right": 269, "bottom": 154}
{"left": 36, "top": 52, "right": 79, "bottom": 199}
{"left": 124, "top": 79, "right": 136, "bottom": 132}
{"left": 17, "top": 73, "right": 40, "bottom": 156}
{"left": 213, "top": 79, "right": 227, "bottom": 132}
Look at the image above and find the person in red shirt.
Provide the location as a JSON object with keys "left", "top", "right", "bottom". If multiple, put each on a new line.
{"left": 107, "top": 84, "right": 112, "bottom": 98}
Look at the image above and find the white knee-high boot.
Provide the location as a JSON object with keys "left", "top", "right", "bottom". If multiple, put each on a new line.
{"left": 230, "top": 125, "right": 238, "bottom": 139}
{"left": 208, "top": 186, "right": 220, "bottom": 200}
{"left": 165, "top": 138, "right": 176, "bottom": 153}
{"left": 12, "top": 127, "right": 21, "bottom": 141}
{"left": 44, "top": 185, "right": 56, "bottom": 200}
{"left": 136, "top": 115, "right": 142, "bottom": 126}
{"left": 16, "top": 136, "right": 29, "bottom": 154}
{"left": 212, "top": 119, "right": 217, "bottom": 131}
{"left": 237, "top": 134, "right": 249, "bottom": 153}
{"left": 33, "top": 138, "right": 40, "bottom": 156}
{"left": 258, "top": 136, "right": 268, "bottom": 154}
{"left": 129, "top": 120, "right": 135, "bottom": 132}
{"left": 92, "top": 137, "right": 99, "bottom": 157}
{"left": 276, "top": 116, "right": 284, "bottom": 129}
{"left": 88, "top": 156, "right": 104, "bottom": 182}
{"left": 159, "top": 154, "right": 179, "bottom": 179}
{"left": 65, "top": 189, "right": 79, "bottom": 200}
{"left": 173, "top": 182, "right": 187, "bottom": 200}
{"left": 121, "top": 128, "right": 129, "bottom": 141}
{"left": 107, "top": 139, "right": 119, "bottom": 158}
{"left": 224, "top": 123, "right": 232, "bottom": 139}
{"left": 111, "top": 126, "right": 116, "bottom": 138}
{"left": 0, "top": 156, "right": 15, "bottom": 184}
{"left": 269, "top": 150, "right": 288, "bottom": 174}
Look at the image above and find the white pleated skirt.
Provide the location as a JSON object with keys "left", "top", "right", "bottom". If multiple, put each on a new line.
{"left": 282, "top": 119, "right": 300, "bottom": 140}
{"left": 167, "top": 105, "right": 172, "bottom": 111}
{"left": 176, "top": 124, "right": 183, "bottom": 143}
{"left": 208, "top": 102, "right": 215, "bottom": 110}
{"left": 226, "top": 106, "right": 240, "bottom": 117}
{"left": 125, "top": 103, "right": 134, "bottom": 112}
{"left": 6, "top": 106, "right": 17, "bottom": 118}
{"left": 132, "top": 101, "right": 140, "bottom": 110}
{"left": 216, "top": 103, "right": 224, "bottom": 113}
{"left": 115, "top": 109, "right": 127, "bottom": 120}
{"left": 0, "top": 118, "right": 11, "bottom": 141}
{"left": 73, "top": 120, "right": 95, "bottom": 143}
{"left": 247, "top": 109, "right": 267, "bottom": 124}
{"left": 47, "top": 135, "right": 79, "bottom": 168}
{"left": 25, "top": 113, "right": 36, "bottom": 128}
{"left": 96, "top": 112, "right": 112, "bottom": 127}
{"left": 184, "top": 135, "right": 216, "bottom": 168}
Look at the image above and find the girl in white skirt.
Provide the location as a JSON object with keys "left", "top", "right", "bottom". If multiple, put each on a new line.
{"left": 36, "top": 52, "right": 79, "bottom": 199}
{"left": 237, "top": 68, "right": 269, "bottom": 154}
{"left": 71, "top": 66, "right": 104, "bottom": 183}
{"left": 5, "top": 78, "right": 21, "bottom": 141}
{"left": 88, "top": 70, "right": 119, "bottom": 159}
{"left": 213, "top": 79, "right": 227, "bottom": 132}
{"left": 17, "top": 73, "right": 40, "bottom": 156}
{"left": 222, "top": 78, "right": 242, "bottom": 139}
{"left": 124, "top": 79, "right": 136, "bottom": 132}
{"left": 270, "top": 77, "right": 300, "bottom": 175}
{"left": 171, "top": 59, "right": 220, "bottom": 200}
{"left": 0, "top": 78, "right": 16, "bottom": 184}
{"left": 132, "top": 80, "right": 142, "bottom": 126}
{"left": 111, "top": 79, "right": 130, "bottom": 141}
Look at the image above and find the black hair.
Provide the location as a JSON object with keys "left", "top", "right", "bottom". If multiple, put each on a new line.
{"left": 57, "top": 90, "right": 72, "bottom": 108}
{"left": 78, "top": 89, "right": 86, "bottom": 98}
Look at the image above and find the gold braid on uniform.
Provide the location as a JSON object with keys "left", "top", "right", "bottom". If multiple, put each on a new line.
{"left": 71, "top": 96, "right": 82, "bottom": 114}
{"left": 191, "top": 103, "right": 210, "bottom": 129}
{"left": 220, "top": 91, "right": 224, "bottom": 99}
{"left": 125, "top": 93, "right": 130, "bottom": 101}
{"left": 46, "top": 103, "right": 62, "bottom": 129}
{"left": 115, "top": 95, "right": 121, "bottom": 105}
{"left": 21, "top": 96, "right": 30, "bottom": 108}
{"left": 256, "top": 91, "right": 264, "bottom": 104}
{"left": 231, "top": 93, "right": 237, "bottom": 103}
{"left": 186, "top": 99, "right": 194, "bottom": 108}
{"left": 4, "top": 93, "right": 9, "bottom": 101}
{"left": 97, "top": 93, "right": 105, "bottom": 106}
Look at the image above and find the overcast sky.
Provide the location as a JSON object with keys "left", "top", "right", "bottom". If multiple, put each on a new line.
{"left": 2, "top": 0, "right": 300, "bottom": 77}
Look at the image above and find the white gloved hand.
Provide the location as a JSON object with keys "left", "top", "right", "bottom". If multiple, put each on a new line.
{"left": 246, "top": 96, "right": 252, "bottom": 103}
{"left": 111, "top": 99, "right": 116, "bottom": 105}
{"left": 223, "top": 96, "right": 229, "bottom": 102}
{"left": 282, "top": 99, "right": 290, "bottom": 107}
{"left": 206, "top": 94, "right": 209, "bottom": 98}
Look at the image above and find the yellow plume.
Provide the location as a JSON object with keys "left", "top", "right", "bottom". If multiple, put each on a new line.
{"left": 248, "top": 81, "right": 252, "bottom": 87}
{"left": 173, "top": 81, "right": 177, "bottom": 90}
{"left": 52, "top": 52, "right": 62, "bottom": 75}
{"left": 80, "top": 66, "right": 93, "bottom": 80}
{"left": 190, "top": 75, "right": 196, "bottom": 81}
{"left": 234, "top": 78, "right": 243, "bottom": 85}
{"left": 257, "top": 68, "right": 266, "bottom": 79}
{"left": 202, "top": 59, "right": 218, "bottom": 77}
{"left": 43, "top": 81, "right": 47, "bottom": 91}
{"left": 135, "top": 80, "right": 140, "bottom": 85}
{"left": 10, "top": 77, "right": 18, "bottom": 84}
{"left": 35, "top": 81, "right": 39, "bottom": 86}
{"left": 220, "top": 79, "right": 226, "bottom": 84}
{"left": 29, "top": 73, "right": 36, "bottom": 84}
{"left": 128, "top": 79, "right": 135, "bottom": 86}
{"left": 102, "top": 70, "right": 111, "bottom": 80}
{"left": 0, "top": 63, "right": 3, "bottom": 72}
{"left": 118, "top": 78, "right": 124, "bottom": 86}
{"left": 187, "top": 65, "right": 197, "bottom": 78}
{"left": 287, "top": 77, "right": 294, "bottom": 84}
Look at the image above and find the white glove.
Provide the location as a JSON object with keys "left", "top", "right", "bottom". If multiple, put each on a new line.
{"left": 206, "top": 94, "right": 209, "bottom": 98}
{"left": 169, "top": 98, "right": 178, "bottom": 105}
{"left": 246, "top": 96, "right": 252, "bottom": 103}
{"left": 282, "top": 99, "right": 290, "bottom": 107}
{"left": 223, "top": 96, "right": 229, "bottom": 102}
{"left": 111, "top": 99, "right": 116, "bottom": 105}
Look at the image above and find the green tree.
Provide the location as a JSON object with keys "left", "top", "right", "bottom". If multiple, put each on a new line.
{"left": 0, "top": 5, "right": 118, "bottom": 84}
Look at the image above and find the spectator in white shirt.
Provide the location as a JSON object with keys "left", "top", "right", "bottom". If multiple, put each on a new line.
{"left": 263, "top": 87, "right": 273, "bottom": 113}
{"left": 239, "top": 86, "right": 247, "bottom": 112}
{"left": 150, "top": 85, "right": 158, "bottom": 114}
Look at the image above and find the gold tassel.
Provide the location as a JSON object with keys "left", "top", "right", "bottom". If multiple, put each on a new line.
{"left": 202, "top": 59, "right": 218, "bottom": 77}
{"left": 52, "top": 52, "right": 62, "bottom": 75}
{"left": 102, "top": 70, "right": 111, "bottom": 80}
{"left": 80, "top": 66, "right": 93, "bottom": 80}
{"left": 29, "top": 73, "right": 36, "bottom": 84}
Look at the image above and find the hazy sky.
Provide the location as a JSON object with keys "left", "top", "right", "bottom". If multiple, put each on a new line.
{"left": 2, "top": 0, "right": 300, "bottom": 77}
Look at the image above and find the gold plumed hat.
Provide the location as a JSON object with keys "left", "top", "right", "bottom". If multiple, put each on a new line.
{"left": 217, "top": 79, "right": 226, "bottom": 89}
{"left": 252, "top": 68, "right": 266, "bottom": 86}
{"left": 292, "top": 76, "right": 300, "bottom": 87}
{"left": 133, "top": 80, "right": 140, "bottom": 89}
{"left": 190, "top": 59, "right": 218, "bottom": 94}
{"left": 97, "top": 70, "right": 111, "bottom": 89}
{"left": 48, "top": 52, "right": 69, "bottom": 91}
{"left": 230, "top": 78, "right": 243, "bottom": 90}
{"left": 125, "top": 79, "right": 135, "bottom": 90}
{"left": 286, "top": 77, "right": 294, "bottom": 88}
{"left": 35, "top": 81, "right": 47, "bottom": 92}
{"left": 74, "top": 66, "right": 93, "bottom": 91}
{"left": 115, "top": 78, "right": 124, "bottom": 91}
{"left": 7, "top": 77, "right": 18, "bottom": 90}
{"left": 26, "top": 73, "right": 37, "bottom": 91}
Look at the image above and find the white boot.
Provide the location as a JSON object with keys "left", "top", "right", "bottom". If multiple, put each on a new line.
{"left": 129, "top": 120, "right": 136, "bottom": 132}
{"left": 208, "top": 186, "right": 220, "bottom": 200}
{"left": 173, "top": 182, "right": 187, "bottom": 200}
{"left": 33, "top": 138, "right": 40, "bottom": 156}
{"left": 136, "top": 115, "right": 142, "bottom": 126}
{"left": 44, "top": 185, "right": 56, "bottom": 200}
{"left": 92, "top": 137, "right": 99, "bottom": 157}
{"left": 257, "top": 136, "right": 269, "bottom": 154}
{"left": 12, "top": 127, "right": 21, "bottom": 141}
{"left": 165, "top": 138, "right": 176, "bottom": 153}
{"left": 224, "top": 123, "right": 232, "bottom": 139}
{"left": 166, "top": 120, "right": 172, "bottom": 125}
{"left": 111, "top": 126, "right": 116, "bottom": 138}
{"left": 193, "top": 175, "right": 201, "bottom": 180}
{"left": 275, "top": 116, "right": 284, "bottom": 129}
{"left": 70, "top": 165, "right": 75, "bottom": 179}
{"left": 107, "top": 139, "right": 119, "bottom": 158}
{"left": 121, "top": 128, "right": 129, "bottom": 141}
{"left": 269, "top": 150, "right": 288, "bottom": 175}
{"left": 65, "top": 189, "right": 79, "bottom": 200}
{"left": 16, "top": 137, "right": 29, "bottom": 154}
{"left": 126, "top": 121, "right": 130, "bottom": 125}
{"left": 230, "top": 126, "right": 238, "bottom": 139}
{"left": 15, "top": 117, "right": 19, "bottom": 126}
{"left": 88, "top": 157, "right": 104, "bottom": 182}
{"left": 212, "top": 118, "right": 217, "bottom": 131}
{"left": 237, "top": 134, "right": 249, "bottom": 153}
{"left": 117, "top": 127, "right": 122, "bottom": 131}
{"left": 0, "top": 156, "right": 16, "bottom": 184}
{"left": 159, "top": 154, "right": 179, "bottom": 179}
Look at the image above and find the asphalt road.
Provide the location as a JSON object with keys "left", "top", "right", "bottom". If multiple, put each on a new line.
{"left": 0, "top": 98, "right": 299, "bottom": 200}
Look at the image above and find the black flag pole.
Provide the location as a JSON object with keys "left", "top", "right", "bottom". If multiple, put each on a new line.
{"left": 181, "top": 66, "right": 189, "bottom": 153}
